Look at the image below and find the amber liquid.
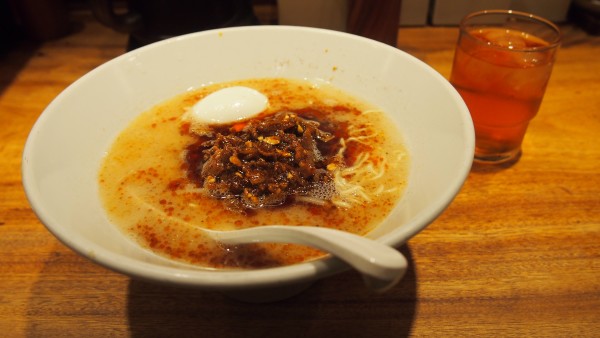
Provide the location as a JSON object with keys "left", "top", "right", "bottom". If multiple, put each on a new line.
{"left": 450, "top": 27, "right": 555, "bottom": 162}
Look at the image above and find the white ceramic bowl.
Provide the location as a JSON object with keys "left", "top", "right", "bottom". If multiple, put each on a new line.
{"left": 22, "top": 26, "right": 473, "bottom": 301}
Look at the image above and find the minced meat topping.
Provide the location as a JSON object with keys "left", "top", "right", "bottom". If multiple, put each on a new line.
{"left": 185, "top": 111, "right": 342, "bottom": 213}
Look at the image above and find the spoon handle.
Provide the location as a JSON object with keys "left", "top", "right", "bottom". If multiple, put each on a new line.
{"left": 211, "top": 225, "right": 408, "bottom": 292}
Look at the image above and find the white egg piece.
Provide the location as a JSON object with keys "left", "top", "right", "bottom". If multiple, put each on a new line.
{"left": 187, "top": 86, "right": 269, "bottom": 125}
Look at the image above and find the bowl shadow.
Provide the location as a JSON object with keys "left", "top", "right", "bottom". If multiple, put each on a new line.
{"left": 126, "top": 244, "right": 417, "bottom": 338}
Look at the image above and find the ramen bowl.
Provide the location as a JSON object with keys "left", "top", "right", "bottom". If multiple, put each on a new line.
{"left": 22, "top": 26, "right": 474, "bottom": 302}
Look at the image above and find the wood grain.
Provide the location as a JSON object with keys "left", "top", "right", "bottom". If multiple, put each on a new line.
{"left": 1, "top": 11, "right": 599, "bottom": 337}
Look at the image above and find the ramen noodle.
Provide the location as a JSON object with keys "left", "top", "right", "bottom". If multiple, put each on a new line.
{"left": 98, "top": 78, "right": 409, "bottom": 269}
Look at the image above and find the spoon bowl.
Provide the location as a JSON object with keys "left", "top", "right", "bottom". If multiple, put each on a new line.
{"left": 205, "top": 225, "right": 408, "bottom": 292}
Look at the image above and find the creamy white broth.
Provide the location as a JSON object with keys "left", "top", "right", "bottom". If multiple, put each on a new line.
{"left": 98, "top": 78, "right": 409, "bottom": 269}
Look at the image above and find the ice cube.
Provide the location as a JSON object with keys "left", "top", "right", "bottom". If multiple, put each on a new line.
{"left": 483, "top": 29, "right": 527, "bottom": 50}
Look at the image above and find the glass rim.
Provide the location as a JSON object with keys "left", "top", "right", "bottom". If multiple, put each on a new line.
{"left": 459, "top": 9, "right": 562, "bottom": 52}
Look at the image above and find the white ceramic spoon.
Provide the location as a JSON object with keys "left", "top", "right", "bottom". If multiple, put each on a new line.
{"left": 204, "top": 225, "right": 408, "bottom": 292}
{"left": 127, "top": 188, "right": 407, "bottom": 291}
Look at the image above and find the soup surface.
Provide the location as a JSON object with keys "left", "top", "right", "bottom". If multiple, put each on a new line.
{"left": 99, "top": 78, "right": 409, "bottom": 269}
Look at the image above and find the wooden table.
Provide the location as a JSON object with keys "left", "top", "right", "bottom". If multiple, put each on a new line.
{"left": 1, "top": 12, "right": 599, "bottom": 337}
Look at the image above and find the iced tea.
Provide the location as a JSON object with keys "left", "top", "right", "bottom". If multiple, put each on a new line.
{"left": 450, "top": 11, "right": 560, "bottom": 163}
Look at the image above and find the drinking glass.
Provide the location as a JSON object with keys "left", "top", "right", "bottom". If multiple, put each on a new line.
{"left": 450, "top": 10, "right": 561, "bottom": 164}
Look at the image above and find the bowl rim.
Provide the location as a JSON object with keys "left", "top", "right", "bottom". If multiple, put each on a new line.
{"left": 22, "top": 25, "right": 474, "bottom": 290}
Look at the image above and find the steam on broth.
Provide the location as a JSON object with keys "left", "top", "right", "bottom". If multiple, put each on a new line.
{"left": 98, "top": 78, "right": 409, "bottom": 269}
